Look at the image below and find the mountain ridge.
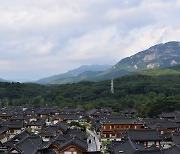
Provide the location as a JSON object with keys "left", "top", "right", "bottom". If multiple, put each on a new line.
{"left": 92, "top": 41, "right": 180, "bottom": 80}
{"left": 0, "top": 78, "right": 7, "bottom": 82}
{"left": 36, "top": 64, "right": 112, "bottom": 84}
{"left": 28, "top": 41, "right": 180, "bottom": 84}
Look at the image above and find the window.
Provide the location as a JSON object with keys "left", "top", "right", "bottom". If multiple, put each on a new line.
{"left": 10, "top": 129, "right": 14, "bottom": 133}
{"left": 64, "top": 152, "right": 71, "bottom": 154}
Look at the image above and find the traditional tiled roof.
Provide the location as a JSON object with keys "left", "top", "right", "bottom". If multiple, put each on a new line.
{"left": 37, "top": 108, "right": 58, "bottom": 115}
{"left": 100, "top": 107, "right": 113, "bottom": 113}
{"left": 66, "top": 128, "right": 87, "bottom": 141}
{"left": 86, "top": 108, "right": 112, "bottom": 117}
{"left": 161, "top": 133, "right": 172, "bottom": 140}
{"left": 0, "top": 126, "right": 8, "bottom": 134}
{"left": 12, "top": 130, "right": 30, "bottom": 141}
{"left": 151, "top": 122, "right": 179, "bottom": 130}
{"left": 143, "top": 118, "right": 180, "bottom": 131}
{"left": 54, "top": 121, "right": 69, "bottom": 132}
{"left": 175, "top": 115, "right": 180, "bottom": 123}
{"left": 26, "top": 119, "right": 45, "bottom": 126}
{"left": 58, "top": 114, "right": 80, "bottom": 120}
{"left": 40, "top": 134, "right": 70, "bottom": 149}
{"left": 159, "top": 110, "right": 180, "bottom": 119}
{"left": 163, "top": 145, "right": 180, "bottom": 154}
{"left": 3, "top": 130, "right": 31, "bottom": 148}
{"left": 11, "top": 137, "right": 38, "bottom": 154}
{"left": 0, "top": 110, "right": 13, "bottom": 117}
{"left": 39, "top": 131, "right": 54, "bottom": 137}
{"left": 143, "top": 118, "right": 168, "bottom": 124}
{"left": 86, "top": 108, "right": 98, "bottom": 116}
{"left": 106, "top": 140, "right": 122, "bottom": 152}
{"left": 23, "top": 108, "right": 35, "bottom": 115}
{"left": 111, "top": 138, "right": 164, "bottom": 154}
{"left": 60, "top": 107, "right": 85, "bottom": 114}
{"left": 127, "top": 129, "right": 163, "bottom": 141}
{"left": 53, "top": 134, "right": 70, "bottom": 142}
{"left": 7, "top": 135, "right": 43, "bottom": 154}
{"left": 101, "top": 115, "right": 125, "bottom": 119}
{"left": 40, "top": 126, "right": 60, "bottom": 137}
{"left": 24, "top": 108, "right": 40, "bottom": 115}
{"left": 28, "top": 136, "right": 43, "bottom": 148}
{"left": 8, "top": 120, "right": 24, "bottom": 129}
{"left": 42, "top": 132, "right": 87, "bottom": 152}
{"left": 10, "top": 114, "right": 24, "bottom": 121}
{"left": 59, "top": 136, "right": 87, "bottom": 152}
{"left": 172, "top": 131, "right": 180, "bottom": 145}
{"left": 101, "top": 117, "right": 140, "bottom": 124}
{"left": 112, "top": 138, "right": 145, "bottom": 154}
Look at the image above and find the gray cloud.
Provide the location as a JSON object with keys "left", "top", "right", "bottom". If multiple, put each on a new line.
{"left": 0, "top": 0, "right": 180, "bottom": 80}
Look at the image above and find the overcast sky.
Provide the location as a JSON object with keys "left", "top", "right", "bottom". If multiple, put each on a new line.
{"left": 0, "top": 0, "right": 180, "bottom": 81}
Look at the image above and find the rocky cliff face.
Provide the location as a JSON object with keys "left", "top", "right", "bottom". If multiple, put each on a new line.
{"left": 113, "top": 41, "right": 180, "bottom": 72}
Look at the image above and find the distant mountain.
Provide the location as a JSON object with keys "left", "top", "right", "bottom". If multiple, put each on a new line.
{"left": 37, "top": 41, "right": 180, "bottom": 84}
{"left": 36, "top": 64, "right": 112, "bottom": 84}
{"left": 10, "top": 78, "right": 33, "bottom": 83}
{"left": 96, "top": 41, "right": 180, "bottom": 80}
{"left": 0, "top": 78, "right": 7, "bottom": 82}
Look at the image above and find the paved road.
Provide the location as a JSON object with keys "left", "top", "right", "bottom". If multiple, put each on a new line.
{"left": 87, "top": 129, "right": 101, "bottom": 152}
{"left": 87, "top": 133, "right": 96, "bottom": 151}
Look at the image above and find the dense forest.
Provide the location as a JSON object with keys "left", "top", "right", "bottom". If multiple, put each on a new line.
{"left": 0, "top": 65, "right": 180, "bottom": 117}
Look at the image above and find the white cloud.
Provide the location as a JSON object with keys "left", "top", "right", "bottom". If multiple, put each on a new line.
{"left": 35, "top": 42, "right": 54, "bottom": 56}
{"left": 0, "top": 60, "right": 12, "bottom": 70}
{"left": 60, "top": 26, "right": 122, "bottom": 62}
{"left": 0, "top": 1, "right": 85, "bottom": 33}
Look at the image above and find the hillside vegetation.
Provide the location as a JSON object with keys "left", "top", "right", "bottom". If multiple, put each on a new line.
{"left": 0, "top": 65, "right": 179, "bottom": 117}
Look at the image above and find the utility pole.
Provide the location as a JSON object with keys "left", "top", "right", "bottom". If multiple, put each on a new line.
{"left": 111, "top": 78, "right": 114, "bottom": 94}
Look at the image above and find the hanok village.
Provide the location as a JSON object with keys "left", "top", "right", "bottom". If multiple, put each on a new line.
{"left": 0, "top": 106, "right": 179, "bottom": 154}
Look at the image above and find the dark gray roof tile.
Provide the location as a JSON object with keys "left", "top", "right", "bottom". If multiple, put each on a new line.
{"left": 59, "top": 136, "right": 87, "bottom": 152}
{"left": 127, "top": 129, "right": 163, "bottom": 141}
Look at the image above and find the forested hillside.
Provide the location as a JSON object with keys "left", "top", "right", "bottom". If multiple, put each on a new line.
{"left": 0, "top": 65, "right": 179, "bottom": 117}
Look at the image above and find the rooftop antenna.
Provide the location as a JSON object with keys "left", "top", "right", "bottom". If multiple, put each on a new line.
{"left": 111, "top": 78, "right": 114, "bottom": 94}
